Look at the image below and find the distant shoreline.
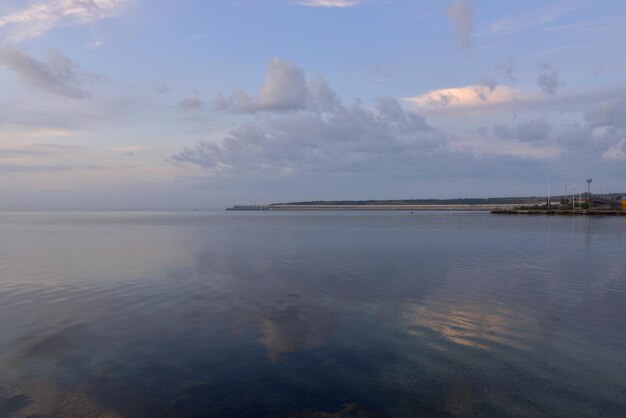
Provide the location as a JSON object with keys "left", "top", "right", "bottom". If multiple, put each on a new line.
{"left": 228, "top": 194, "right": 626, "bottom": 213}
{"left": 227, "top": 203, "right": 524, "bottom": 212}
{"left": 228, "top": 197, "right": 547, "bottom": 211}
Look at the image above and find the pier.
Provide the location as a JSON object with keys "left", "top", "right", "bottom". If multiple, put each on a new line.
{"left": 226, "top": 205, "right": 270, "bottom": 211}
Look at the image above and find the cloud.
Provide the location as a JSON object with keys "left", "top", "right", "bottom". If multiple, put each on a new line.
{"left": 544, "top": 18, "right": 624, "bottom": 34}
{"left": 113, "top": 145, "right": 148, "bottom": 156}
{"left": 0, "top": 46, "right": 101, "bottom": 99}
{"left": 451, "top": 138, "right": 561, "bottom": 160}
{"left": 536, "top": 64, "right": 562, "bottom": 95}
{"left": 495, "top": 56, "right": 516, "bottom": 82}
{"left": 516, "top": 118, "right": 553, "bottom": 143}
{"left": 586, "top": 98, "right": 626, "bottom": 129}
{"left": 0, "top": 162, "right": 121, "bottom": 174}
{"left": 602, "top": 138, "right": 626, "bottom": 160}
{"left": 469, "top": 96, "right": 626, "bottom": 164}
{"left": 0, "top": 143, "right": 81, "bottom": 158}
{"left": 447, "top": 0, "right": 474, "bottom": 49}
{"left": 172, "top": 70, "right": 448, "bottom": 177}
{"left": 472, "top": 78, "right": 497, "bottom": 102}
{"left": 0, "top": 0, "right": 132, "bottom": 42}
{"left": 585, "top": 98, "right": 626, "bottom": 160}
{"left": 216, "top": 58, "right": 338, "bottom": 113}
{"left": 404, "top": 84, "right": 517, "bottom": 109}
{"left": 156, "top": 83, "right": 170, "bottom": 94}
{"left": 492, "top": 124, "right": 513, "bottom": 140}
{"left": 493, "top": 118, "right": 552, "bottom": 143}
{"left": 179, "top": 92, "right": 205, "bottom": 110}
{"left": 256, "top": 58, "right": 307, "bottom": 110}
{"left": 88, "top": 40, "right": 104, "bottom": 49}
{"left": 0, "top": 141, "right": 93, "bottom": 174}
{"left": 487, "top": 5, "right": 573, "bottom": 36}
{"left": 294, "top": 0, "right": 360, "bottom": 7}
{"left": 404, "top": 82, "right": 626, "bottom": 166}
{"left": 448, "top": 117, "right": 560, "bottom": 161}
{"left": 0, "top": 164, "right": 78, "bottom": 174}
{"left": 0, "top": 128, "right": 73, "bottom": 140}
{"left": 404, "top": 84, "right": 626, "bottom": 121}
{"left": 372, "top": 65, "right": 393, "bottom": 79}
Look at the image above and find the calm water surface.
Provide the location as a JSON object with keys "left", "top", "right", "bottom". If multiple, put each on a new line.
{"left": 1, "top": 211, "right": 625, "bottom": 417}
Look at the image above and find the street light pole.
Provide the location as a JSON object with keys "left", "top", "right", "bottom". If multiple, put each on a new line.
{"left": 548, "top": 178, "right": 551, "bottom": 210}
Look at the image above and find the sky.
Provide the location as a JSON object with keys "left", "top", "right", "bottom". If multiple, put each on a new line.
{"left": 1, "top": 0, "right": 626, "bottom": 209}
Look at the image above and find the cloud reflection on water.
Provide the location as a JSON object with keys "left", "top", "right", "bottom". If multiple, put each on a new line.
{"left": 0, "top": 212, "right": 625, "bottom": 417}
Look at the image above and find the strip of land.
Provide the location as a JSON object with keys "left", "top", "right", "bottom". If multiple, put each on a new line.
{"left": 267, "top": 203, "right": 521, "bottom": 211}
{"left": 227, "top": 197, "right": 545, "bottom": 211}
{"left": 228, "top": 194, "right": 626, "bottom": 214}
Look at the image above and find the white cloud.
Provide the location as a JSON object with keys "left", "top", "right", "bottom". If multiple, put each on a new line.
{"left": 603, "top": 138, "right": 626, "bottom": 160}
{"left": 173, "top": 74, "right": 447, "bottom": 177}
{"left": 0, "top": 0, "right": 133, "bottom": 42}
{"left": 405, "top": 85, "right": 626, "bottom": 121}
{"left": 403, "top": 84, "right": 518, "bottom": 110}
{"left": 294, "top": 0, "right": 360, "bottom": 7}
{"left": 216, "top": 58, "right": 338, "bottom": 113}
{"left": 256, "top": 58, "right": 308, "bottom": 110}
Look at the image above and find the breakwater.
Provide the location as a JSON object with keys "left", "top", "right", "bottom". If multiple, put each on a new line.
{"left": 227, "top": 205, "right": 270, "bottom": 211}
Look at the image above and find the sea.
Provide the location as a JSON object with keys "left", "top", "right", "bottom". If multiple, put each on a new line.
{"left": 0, "top": 211, "right": 625, "bottom": 417}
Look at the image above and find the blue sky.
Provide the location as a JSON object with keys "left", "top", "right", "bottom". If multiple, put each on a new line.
{"left": 1, "top": 0, "right": 626, "bottom": 209}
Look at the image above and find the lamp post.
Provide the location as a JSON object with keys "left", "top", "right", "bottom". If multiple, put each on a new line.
{"left": 586, "top": 179, "right": 593, "bottom": 208}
